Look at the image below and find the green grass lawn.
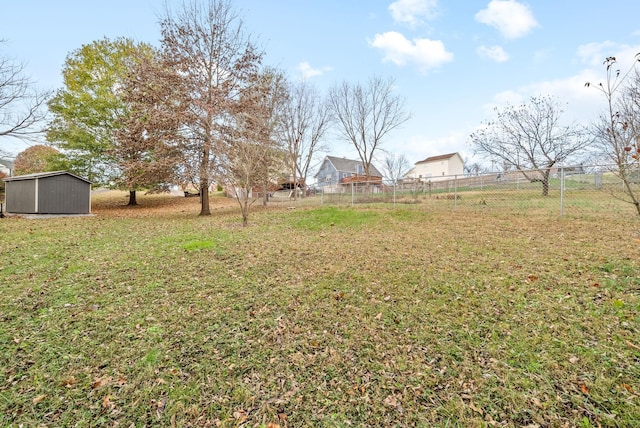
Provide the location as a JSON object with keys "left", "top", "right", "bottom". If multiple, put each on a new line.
{"left": 1, "top": 193, "right": 639, "bottom": 427}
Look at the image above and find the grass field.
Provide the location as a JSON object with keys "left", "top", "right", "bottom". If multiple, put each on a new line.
{"left": 1, "top": 191, "right": 639, "bottom": 427}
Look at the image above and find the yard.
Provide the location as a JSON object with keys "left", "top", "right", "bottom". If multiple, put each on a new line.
{"left": 1, "top": 191, "right": 639, "bottom": 426}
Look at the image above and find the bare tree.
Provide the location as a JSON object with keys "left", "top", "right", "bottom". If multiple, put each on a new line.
{"left": 279, "top": 80, "right": 331, "bottom": 199}
{"left": 1, "top": 42, "right": 50, "bottom": 150}
{"left": 381, "top": 152, "right": 410, "bottom": 185}
{"left": 470, "top": 95, "right": 593, "bottom": 196}
{"left": 159, "top": 0, "right": 262, "bottom": 216}
{"left": 328, "top": 75, "right": 410, "bottom": 181}
{"left": 218, "top": 68, "right": 286, "bottom": 226}
{"left": 586, "top": 55, "right": 640, "bottom": 216}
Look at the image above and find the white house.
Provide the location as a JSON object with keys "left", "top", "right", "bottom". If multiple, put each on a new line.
{"left": 404, "top": 152, "right": 464, "bottom": 182}
{"left": 0, "top": 158, "right": 14, "bottom": 177}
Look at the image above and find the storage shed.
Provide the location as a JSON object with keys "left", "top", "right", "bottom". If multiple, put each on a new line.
{"left": 3, "top": 171, "right": 91, "bottom": 215}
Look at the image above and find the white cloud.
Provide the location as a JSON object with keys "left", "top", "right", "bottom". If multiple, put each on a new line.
{"left": 576, "top": 41, "right": 619, "bottom": 66}
{"left": 477, "top": 45, "right": 509, "bottom": 62}
{"left": 297, "top": 62, "right": 333, "bottom": 80}
{"left": 475, "top": 0, "right": 538, "bottom": 39}
{"left": 388, "top": 0, "right": 438, "bottom": 27}
{"left": 370, "top": 31, "right": 453, "bottom": 73}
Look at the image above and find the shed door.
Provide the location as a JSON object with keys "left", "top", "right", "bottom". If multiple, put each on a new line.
{"left": 38, "top": 175, "right": 90, "bottom": 214}
{"left": 6, "top": 180, "right": 36, "bottom": 213}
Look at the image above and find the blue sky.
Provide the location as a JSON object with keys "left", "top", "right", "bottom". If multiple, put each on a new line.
{"left": 3, "top": 0, "right": 640, "bottom": 168}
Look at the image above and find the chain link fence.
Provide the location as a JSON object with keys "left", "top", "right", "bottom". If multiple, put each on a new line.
{"left": 267, "top": 165, "right": 640, "bottom": 218}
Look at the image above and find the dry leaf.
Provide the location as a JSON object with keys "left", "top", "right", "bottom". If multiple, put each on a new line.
{"left": 92, "top": 377, "right": 109, "bottom": 389}
{"left": 375, "top": 312, "right": 382, "bottom": 320}
{"left": 469, "top": 400, "right": 484, "bottom": 415}
{"left": 383, "top": 395, "right": 398, "bottom": 407}
{"left": 568, "top": 356, "right": 579, "bottom": 364}
{"left": 102, "top": 394, "right": 115, "bottom": 409}
{"left": 622, "top": 383, "right": 634, "bottom": 393}
{"left": 61, "top": 375, "right": 77, "bottom": 388}
{"left": 579, "top": 383, "right": 589, "bottom": 394}
{"left": 32, "top": 394, "right": 47, "bottom": 404}
{"left": 266, "top": 423, "right": 281, "bottom": 428}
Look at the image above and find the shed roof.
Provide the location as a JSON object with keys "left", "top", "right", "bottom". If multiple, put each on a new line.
{"left": 3, "top": 170, "right": 92, "bottom": 184}
{"left": 323, "top": 156, "right": 384, "bottom": 177}
{"left": 415, "top": 152, "right": 460, "bottom": 165}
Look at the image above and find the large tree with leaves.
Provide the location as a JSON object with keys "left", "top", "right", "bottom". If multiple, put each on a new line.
{"left": 13, "top": 144, "right": 67, "bottom": 175}
{"left": 279, "top": 80, "right": 331, "bottom": 199}
{"left": 114, "top": 48, "right": 183, "bottom": 205}
{"left": 159, "top": 0, "right": 263, "bottom": 216}
{"left": 1, "top": 41, "right": 50, "bottom": 153}
{"left": 47, "top": 37, "right": 152, "bottom": 186}
{"left": 328, "top": 75, "right": 409, "bottom": 182}
{"left": 470, "top": 95, "right": 593, "bottom": 196}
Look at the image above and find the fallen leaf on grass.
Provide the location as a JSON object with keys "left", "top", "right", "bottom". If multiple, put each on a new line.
{"left": 468, "top": 400, "right": 484, "bottom": 415}
{"left": 102, "top": 394, "right": 115, "bottom": 409}
{"left": 233, "top": 410, "right": 247, "bottom": 423}
{"left": 384, "top": 395, "right": 398, "bottom": 407}
{"left": 383, "top": 394, "right": 404, "bottom": 412}
{"left": 622, "top": 383, "right": 634, "bottom": 393}
{"left": 267, "top": 423, "right": 281, "bottom": 428}
{"left": 92, "top": 377, "right": 110, "bottom": 389}
{"left": 375, "top": 313, "right": 382, "bottom": 320}
{"left": 60, "top": 375, "right": 77, "bottom": 388}
{"left": 579, "top": 383, "right": 589, "bottom": 394}
{"left": 568, "top": 356, "right": 579, "bottom": 364}
{"left": 32, "top": 394, "right": 47, "bottom": 404}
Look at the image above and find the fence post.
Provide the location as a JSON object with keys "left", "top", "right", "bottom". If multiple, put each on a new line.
{"left": 559, "top": 167, "right": 565, "bottom": 216}
{"left": 454, "top": 175, "right": 458, "bottom": 209}
{"left": 393, "top": 183, "right": 397, "bottom": 208}
{"left": 351, "top": 182, "right": 354, "bottom": 207}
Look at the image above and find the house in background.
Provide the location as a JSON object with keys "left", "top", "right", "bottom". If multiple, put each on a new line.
{"left": 314, "top": 156, "right": 384, "bottom": 193}
{"left": 0, "top": 158, "right": 14, "bottom": 177}
{"left": 404, "top": 152, "right": 464, "bottom": 182}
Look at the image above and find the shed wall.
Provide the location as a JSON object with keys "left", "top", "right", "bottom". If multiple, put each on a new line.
{"left": 6, "top": 180, "right": 36, "bottom": 213}
{"left": 38, "top": 175, "right": 91, "bottom": 214}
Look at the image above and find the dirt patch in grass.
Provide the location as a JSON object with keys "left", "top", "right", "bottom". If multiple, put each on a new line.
{"left": 1, "top": 193, "right": 639, "bottom": 426}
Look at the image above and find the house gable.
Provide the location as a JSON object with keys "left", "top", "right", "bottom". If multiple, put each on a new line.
{"left": 314, "top": 156, "right": 383, "bottom": 187}
{"left": 405, "top": 152, "right": 464, "bottom": 181}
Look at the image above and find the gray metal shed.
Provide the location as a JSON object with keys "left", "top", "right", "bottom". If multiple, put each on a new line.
{"left": 3, "top": 171, "right": 91, "bottom": 214}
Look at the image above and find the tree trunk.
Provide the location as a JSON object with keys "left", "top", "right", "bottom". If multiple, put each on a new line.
{"left": 541, "top": 170, "right": 550, "bottom": 197}
{"left": 127, "top": 190, "right": 138, "bottom": 206}
{"left": 262, "top": 183, "right": 269, "bottom": 206}
{"left": 620, "top": 170, "right": 640, "bottom": 215}
{"left": 200, "top": 179, "right": 211, "bottom": 216}
{"left": 241, "top": 198, "right": 249, "bottom": 227}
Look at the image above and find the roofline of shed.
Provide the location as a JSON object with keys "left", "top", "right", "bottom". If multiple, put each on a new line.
{"left": 2, "top": 170, "right": 92, "bottom": 184}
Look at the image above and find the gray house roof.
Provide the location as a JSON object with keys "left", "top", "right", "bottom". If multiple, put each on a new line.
{"left": 0, "top": 158, "right": 14, "bottom": 170}
{"left": 318, "top": 156, "right": 384, "bottom": 177}
{"left": 3, "top": 170, "right": 91, "bottom": 184}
